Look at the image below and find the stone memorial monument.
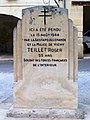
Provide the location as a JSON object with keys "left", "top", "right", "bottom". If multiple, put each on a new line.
{"left": 8, "top": 6, "right": 84, "bottom": 119}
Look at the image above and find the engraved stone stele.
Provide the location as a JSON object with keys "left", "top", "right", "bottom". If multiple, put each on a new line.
{"left": 14, "top": 6, "right": 77, "bottom": 109}
{"left": 8, "top": 6, "right": 84, "bottom": 119}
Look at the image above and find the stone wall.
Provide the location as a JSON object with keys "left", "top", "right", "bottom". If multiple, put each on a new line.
{"left": 66, "top": 0, "right": 83, "bottom": 58}
{"left": 0, "top": 0, "right": 56, "bottom": 18}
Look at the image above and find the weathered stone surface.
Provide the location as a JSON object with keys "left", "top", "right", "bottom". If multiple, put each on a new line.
{"left": 13, "top": 27, "right": 17, "bottom": 81}
{"left": 14, "top": 20, "right": 22, "bottom": 81}
{"left": 16, "top": 20, "right": 22, "bottom": 81}
{"left": 73, "top": 27, "right": 78, "bottom": 81}
{"left": 13, "top": 6, "right": 78, "bottom": 109}
{"left": 66, "top": 1, "right": 83, "bottom": 59}
{"left": 68, "top": 19, "right": 74, "bottom": 81}
{"left": 7, "top": 108, "right": 84, "bottom": 119}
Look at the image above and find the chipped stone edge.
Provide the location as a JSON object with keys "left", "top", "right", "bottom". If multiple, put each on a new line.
{"left": 7, "top": 107, "right": 85, "bottom": 119}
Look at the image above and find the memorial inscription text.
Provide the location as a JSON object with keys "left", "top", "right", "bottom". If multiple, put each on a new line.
{"left": 23, "top": 27, "right": 67, "bottom": 67}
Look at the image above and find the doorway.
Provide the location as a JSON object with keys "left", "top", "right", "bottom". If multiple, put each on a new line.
{"left": 83, "top": 6, "right": 90, "bottom": 33}
{"left": 0, "top": 14, "right": 19, "bottom": 107}
{"left": 83, "top": 6, "right": 90, "bottom": 54}
{"left": 0, "top": 14, "right": 20, "bottom": 55}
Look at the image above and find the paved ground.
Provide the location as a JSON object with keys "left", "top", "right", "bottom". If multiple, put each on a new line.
{"left": 0, "top": 54, "right": 90, "bottom": 119}
{"left": 0, "top": 60, "right": 13, "bottom": 104}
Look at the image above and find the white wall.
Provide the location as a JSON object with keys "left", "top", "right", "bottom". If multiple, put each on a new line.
{"left": 66, "top": 0, "right": 84, "bottom": 58}
{"left": 0, "top": 0, "right": 62, "bottom": 18}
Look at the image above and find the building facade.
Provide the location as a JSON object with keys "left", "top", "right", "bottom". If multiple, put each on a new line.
{"left": 0, "top": 0, "right": 88, "bottom": 58}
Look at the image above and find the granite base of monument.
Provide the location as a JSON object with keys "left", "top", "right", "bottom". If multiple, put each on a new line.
{"left": 7, "top": 108, "right": 85, "bottom": 119}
